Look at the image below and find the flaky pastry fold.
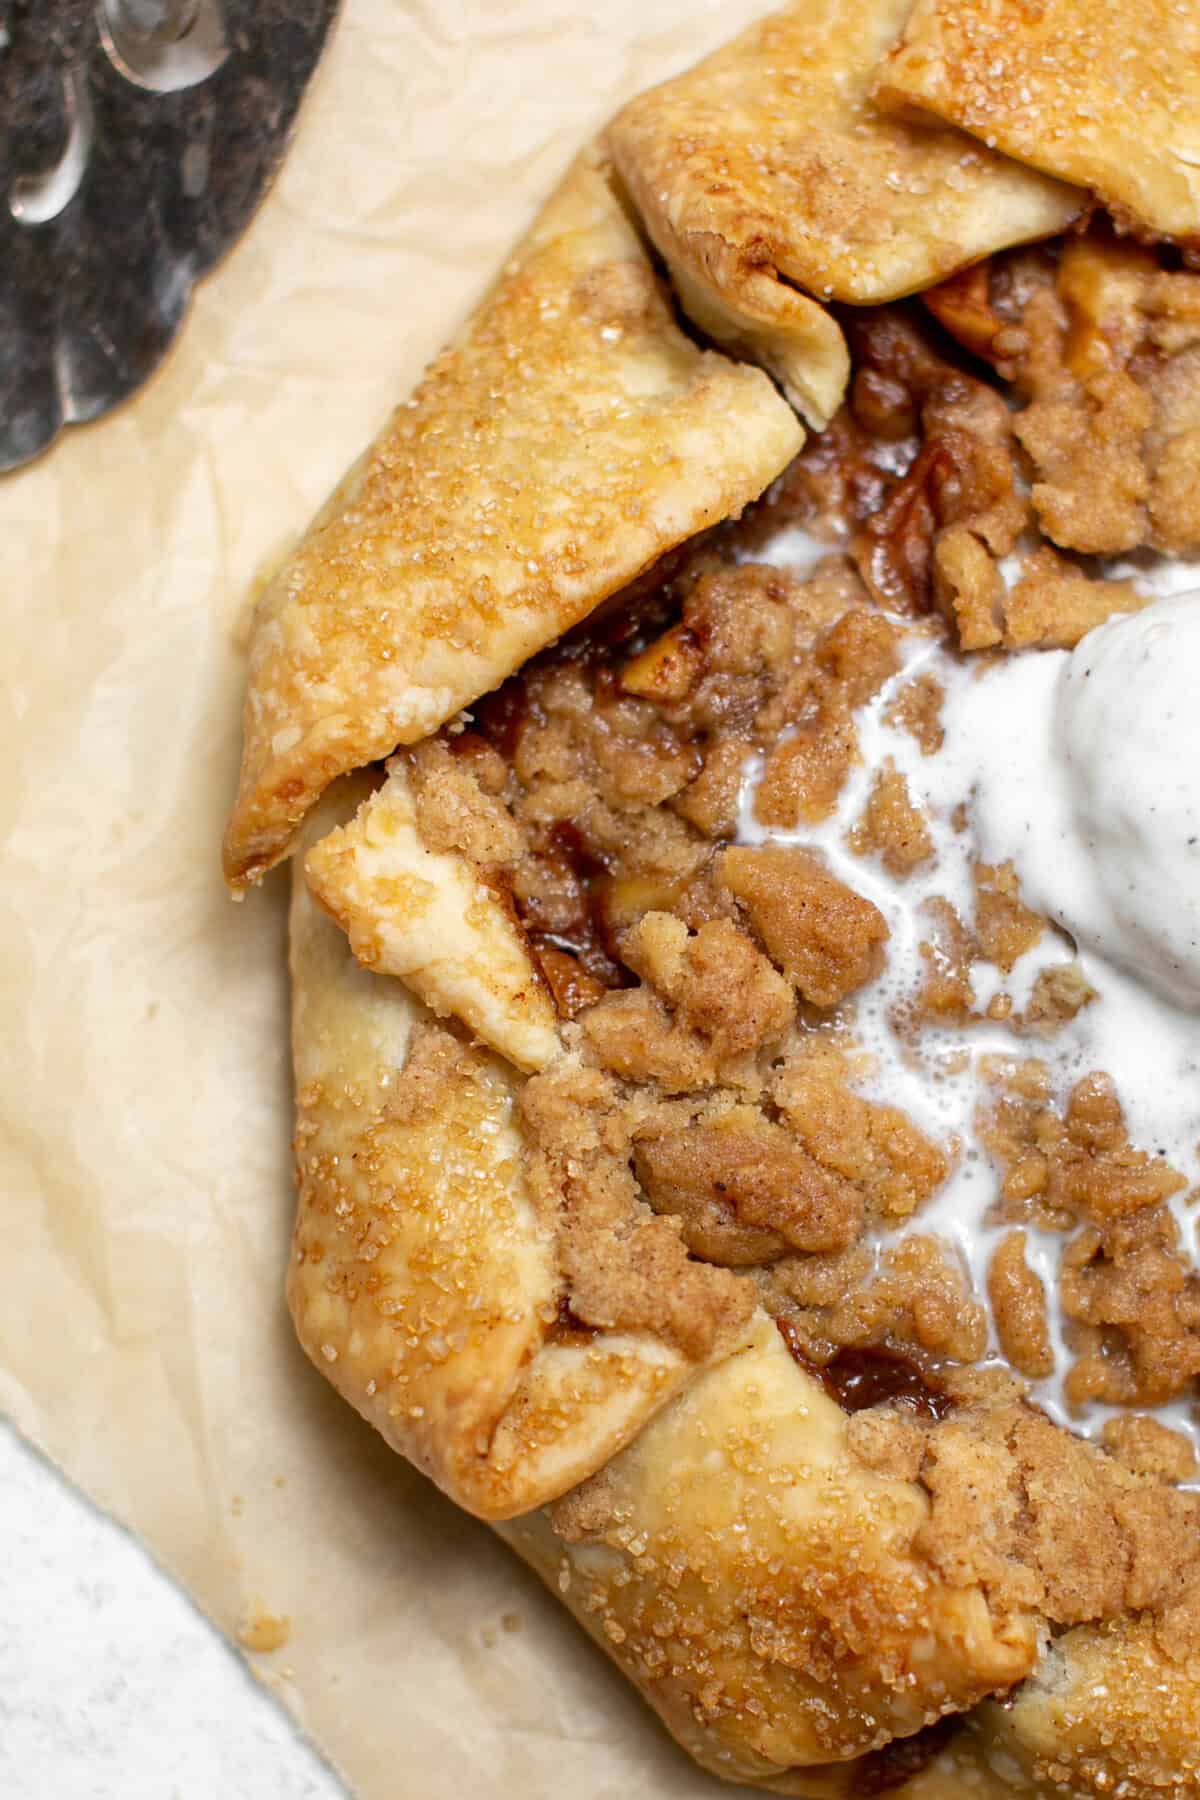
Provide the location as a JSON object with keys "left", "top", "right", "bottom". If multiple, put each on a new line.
{"left": 288, "top": 786, "right": 700, "bottom": 1520}
{"left": 505, "top": 1319, "right": 1041, "bottom": 1785}
{"left": 976, "top": 1617, "right": 1200, "bottom": 1797}
{"left": 607, "top": 0, "right": 1081, "bottom": 429}
{"left": 304, "top": 762, "right": 559, "bottom": 1074}
{"left": 223, "top": 150, "right": 802, "bottom": 889}
{"left": 875, "top": 0, "right": 1200, "bottom": 243}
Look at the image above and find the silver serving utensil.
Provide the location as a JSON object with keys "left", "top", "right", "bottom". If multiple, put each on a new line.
{"left": 0, "top": 0, "right": 341, "bottom": 472}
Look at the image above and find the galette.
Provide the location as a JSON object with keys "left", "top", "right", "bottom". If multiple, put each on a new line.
{"left": 226, "top": 4, "right": 1200, "bottom": 1793}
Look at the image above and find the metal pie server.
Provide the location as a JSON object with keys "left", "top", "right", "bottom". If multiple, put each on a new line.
{"left": 0, "top": 0, "right": 341, "bottom": 473}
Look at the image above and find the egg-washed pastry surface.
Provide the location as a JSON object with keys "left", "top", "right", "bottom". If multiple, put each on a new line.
{"left": 875, "top": 0, "right": 1200, "bottom": 243}
{"left": 223, "top": 149, "right": 802, "bottom": 889}
{"left": 608, "top": 0, "right": 1081, "bottom": 424}
{"left": 289, "top": 794, "right": 706, "bottom": 1520}
{"left": 227, "top": 6, "right": 1200, "bottom": 1796}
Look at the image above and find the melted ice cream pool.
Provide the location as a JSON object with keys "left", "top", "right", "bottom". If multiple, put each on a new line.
{"left": 737, "top": 565, "right": 1200, "bottom": 1445}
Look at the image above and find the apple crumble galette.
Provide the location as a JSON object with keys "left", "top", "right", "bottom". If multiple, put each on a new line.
{"left": 225, "top": 4, "right": 1200, "bottom": 1793}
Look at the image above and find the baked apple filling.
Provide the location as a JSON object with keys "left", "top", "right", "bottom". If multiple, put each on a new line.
{"left": 290, "top": 217, "right": 1200, "bottom": 1781}
{"left": 368, "top": 231, "right": 1200, "bottom": 1483}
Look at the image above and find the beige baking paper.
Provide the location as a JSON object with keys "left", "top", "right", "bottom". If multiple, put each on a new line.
{"left": 0, "top": 2, "right": 792, "bottom": 1795}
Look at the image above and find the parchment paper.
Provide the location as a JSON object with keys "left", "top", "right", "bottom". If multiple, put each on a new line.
{"left": 0, "top": 2, "right": 782, "bottom": 1794}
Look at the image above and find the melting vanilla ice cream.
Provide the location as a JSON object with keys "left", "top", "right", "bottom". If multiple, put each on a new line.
{"left": 956, "top": 594, "right": 1200, "bottom": 1009}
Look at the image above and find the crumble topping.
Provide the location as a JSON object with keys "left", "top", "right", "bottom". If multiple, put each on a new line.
{"left": 392, "top": 231, "right": 1200, "bottom": 1649}
{"left": 926, "top": 231, "right": 1200, "bottom": 581}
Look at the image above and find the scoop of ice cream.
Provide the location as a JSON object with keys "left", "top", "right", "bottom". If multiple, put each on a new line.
{"left": 959, "top": 595, "right": 1200, "bottom": 1009}
{"left": 1054, "top": 595, "right": 1200, "bottom": 1006}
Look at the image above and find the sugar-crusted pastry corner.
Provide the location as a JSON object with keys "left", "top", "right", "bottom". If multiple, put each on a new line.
{"left": 228, "top": 6, "right": 1200, "bottom": 1795}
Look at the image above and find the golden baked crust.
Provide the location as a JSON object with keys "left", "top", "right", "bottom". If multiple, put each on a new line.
{"left": 977, "top": 1618, "right": 1200, "bottom": 1798}
{"left": 287, "top": 785, "right": 703, "bottom": 1520}
{"left": 875, "top": 0, "right": 1200, "bottom": 243}
{"left": 304, "top": 760, "right": 560, "bottom": 1074}
{"left": 501, "top": 1316, "right": 1039, "bottom": 1786}
{"left": 223, "top": 150, "right": 802, "bottom": 888}
{"left": 608, "top": 0, "right": 1081, "bottom": 425}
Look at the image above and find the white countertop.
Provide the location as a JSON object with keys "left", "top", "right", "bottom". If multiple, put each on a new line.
{"left": 0, "top": 1420, "right": 350, "bottom": 1800}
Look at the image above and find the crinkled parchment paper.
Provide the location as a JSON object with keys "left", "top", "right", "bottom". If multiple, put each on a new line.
{"left": 0, "top": 2, "right": 779, "bottom": 1794}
